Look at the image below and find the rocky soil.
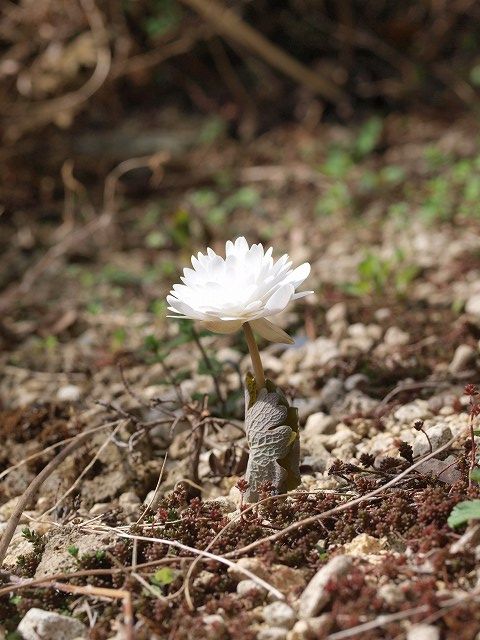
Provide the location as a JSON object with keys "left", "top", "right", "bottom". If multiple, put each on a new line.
{"left": 2, "top": 114, "right": 480, "bottom": 639}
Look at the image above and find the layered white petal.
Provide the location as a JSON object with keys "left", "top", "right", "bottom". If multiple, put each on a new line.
{"left": 250, "top": 318, "right": 294, "bottom": 344}
{"left": 166, "top": 237, "right": 312, "bottom": 342}
{"left": 264, "top": 284, "right": 295, "bottom": 315}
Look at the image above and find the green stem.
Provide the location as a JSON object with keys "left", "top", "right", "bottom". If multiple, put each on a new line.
{"left": 242, "top": 321, "right": 265, "bottom": 389}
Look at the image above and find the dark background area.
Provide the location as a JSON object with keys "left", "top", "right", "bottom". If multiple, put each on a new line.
{"left": 2, "top": 0, "right": 480, "bottom": 215}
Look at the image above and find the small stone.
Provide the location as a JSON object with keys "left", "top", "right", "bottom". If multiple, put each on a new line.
{"left": 448, "top": 344, "right": 476, "bottom": 374}
{"left": 340, "top": 336, "right": 374, "bottom": 354}
{"left": 304, "top": 412, "right": 336, "bottom": 436}
{"left": 56, "top": 385, "right": 82, "bottom": 402}
{"left": 378, "top": 584, "right": 405, "bottom": 606}
{"left": 262, "top": 602, "right": 296, "bottom": 629}
{"left": 228, "top": 557, "right": 270, "bottom": 583}
{"left": 326, "top": 302, "right": 347, "bottom": 325}
{"left": 296, "top": 398, "right": 323, "bottom": 422}
{"left": 237, "top": 579, "right": 266, "bottom": 596}
{"left": 299, "top": 453, "right": 330, "bottom": 474}
{"left": 89, "top": 503, "right": 111, "bottom": 516}
{"left": 18, "top": 608, "right": 87, "bottom": 640}
{"left": 297, "top": 555, "right": 352, "bottom": 618}
{"left": 348, "top": 323, "right": 382, "bottom": 341}
{"left": 202, "top": 614, "right": 226, "bottom": 639}
{"left": 204, "top": 496, "right": 237, "bottom": 514}
{"left": 281, "top": 346, "right": 307, "bottom": 373}
{"left": 384, "top": 326, "right": 409, "bottom": 346}
{"left": 322, "top": 425, "right": 360, "bottom": 452}
{"left": 269, "top": 565, "right": 306, "bottom": 594}
{"left": 192, "top": 570, "right": 216, "bottom": 589}
{"left": 427, "top": 392, "right": 456, "bottom": 414}
{"left": 374, "top": 308, "right": 391, "bottom": 321}
{"left": 301, "top": 338, "right": 340, "bottom": 370}
{"left": 217, "top": 347, "right": 242, "bottom": 364}
{"left": 118, "top": 492, "right": 141, "bottom": 515}
{"left": 229, "top": 559, "right": 305, "bottom": 594}
{"left": 393, "top": 401, "right": 430, "bottom": 423}
{"left": 228, "top": 485, "right": 243, "bottom": 509}
{"left": 2, "top": 528, "right": 36, "bottom": 570}
{"left": 465, "top": 293, "right": 480, "bottom": 316}
{"left": 287, "top": 615, "right": 333, "bottom": 640}
{"left": 406, "top": 624, "right": 440, "bottom": 640}
{"left": 413, "top": 424, "right": 452, "bottom": 457}
{"left": 258, "top": 628, "right": 288, "bottom": 640}
{"left": 143, "top": 490, "right": 156, "bottom": 505}
{"left": 333, "top": 390, "right": 378, "bottom": 416}
{"left": 0, "top": 496, "right": 22, "bottom": 522}
{"left": 262, "top": 354, "right": 284, "bottom": 375}
{"left": 319, "top": 378, "right": 344, "bottom": 410}
{"left": 344, "top": 374, "right": 368, "bottom": 391}
{"left": 118, "top": 491, "right": 140, "bottom": 505}
{"left": 342, "top": 533, "right": 386, "bottom": 557}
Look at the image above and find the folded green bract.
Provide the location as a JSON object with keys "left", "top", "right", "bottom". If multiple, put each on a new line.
{"left": 244, "top": 373, "right": 301, "bottom": 502}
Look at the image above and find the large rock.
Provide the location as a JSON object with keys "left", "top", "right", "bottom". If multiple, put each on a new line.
{"left": 17, "top": 608, "right": 87, "bottom": 640}
{"left": 297, "top": 555, "right": 352, "bottom": 618}
{"left": 35, "top": 529, "right": 113, "bottom": 578}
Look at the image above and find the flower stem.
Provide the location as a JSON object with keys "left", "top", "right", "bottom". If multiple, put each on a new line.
{"left": 242, "top": 321, "right": 266, "bottom": 390}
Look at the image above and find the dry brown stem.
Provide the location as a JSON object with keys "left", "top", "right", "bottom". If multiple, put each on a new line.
{"left": 178, "top": 0, "right": 347, "bottom": 104}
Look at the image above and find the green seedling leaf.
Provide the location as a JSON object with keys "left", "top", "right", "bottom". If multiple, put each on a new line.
{"left": 68, "top": 545, "right": 79, "bottom": 558}
{"left": 151, "top": 567, "right": 176, "bottom": 586}
{"left": 470, "top": 468, "right": 480, "bottom": 484}
{"left": 354, "top": 117, "right": 383, "bottom": 159}
{"left": 448, "top": 499, "right": 480, "bottom": 528}
{"left": 197, "top": 356, "right": 223, "bottom": 377}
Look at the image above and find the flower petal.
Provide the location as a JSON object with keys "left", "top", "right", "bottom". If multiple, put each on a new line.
{"left": 201, "top": 319, "right": 243, "bottom": 334}
{"left": 264, "top": 284, "right": 295, "bottom": 315}
{"left": 292, "top": 290, "right": 314, "bottom": 300}
{"left": 285, "top": 262, "right": 311, "bottom": 287}
{"left": 166, "top": 296, "right": 206, "bottom": 319}
{"left": 250, "top": 318, "right": 294, "bottom": 344}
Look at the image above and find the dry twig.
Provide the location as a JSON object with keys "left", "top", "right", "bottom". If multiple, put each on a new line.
{"left": 178, "top": 0, "right": 347, "bottom": 104}
{"left": 0, "top": 429, "right": 92, "bottom": 566}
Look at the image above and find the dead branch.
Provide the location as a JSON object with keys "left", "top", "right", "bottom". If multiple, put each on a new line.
{"left": 52, "top": 582, "right": 134, "bottom": 640}
{"left": 4, "top": 0, "right": 111, "bottom": 140}
{"left": 0, "top": 429, "right": 93, "bottom": 566}
{"left": 178, "top": 0, "right": 347, "bottom": 104}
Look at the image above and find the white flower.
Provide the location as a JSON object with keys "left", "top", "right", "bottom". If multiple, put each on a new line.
{"left": 167, "top": 236, "right": 312, "bottom": 344}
